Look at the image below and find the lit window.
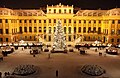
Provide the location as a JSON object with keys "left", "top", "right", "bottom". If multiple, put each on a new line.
{"left": 24, "top": 27, "right": 27, "bottom": 32}
{"left": 78, "top": 27, "right": 81, "bottom": 33}
{"left": 34, "top": 27, "right": 37, "bottom": 32}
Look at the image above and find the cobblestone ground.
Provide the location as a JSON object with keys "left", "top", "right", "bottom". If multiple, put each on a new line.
{"left": 0, "top": 47, "right": 120, "bottom": 78}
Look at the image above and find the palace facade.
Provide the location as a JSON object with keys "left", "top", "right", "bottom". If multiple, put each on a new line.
{"left": 0, "top": 3, "right": 120, "bottom": 44}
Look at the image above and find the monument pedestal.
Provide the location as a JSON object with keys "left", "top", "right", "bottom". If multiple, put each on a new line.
{"left": 51, "top": 49, "right": 67, "bottom": 53}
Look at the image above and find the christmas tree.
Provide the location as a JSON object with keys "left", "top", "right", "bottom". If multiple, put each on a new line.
{"left": 53, "top": 20, "right": 66, "bottom": 49}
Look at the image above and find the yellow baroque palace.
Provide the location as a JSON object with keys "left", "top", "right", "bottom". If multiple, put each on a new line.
{"left": 0, "top": 3, "right": 120, "bottom": 45}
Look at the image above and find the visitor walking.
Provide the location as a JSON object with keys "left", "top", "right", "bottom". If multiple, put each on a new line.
{"left": 4, "top": 72, "right": 7, "bottom": 76}
{"left": 48, "top": 53, "right": 51, "bottom": 59}
{"left": 7, "top": 72, "right": 10, "bottom": 75}
{"left": 0, "top": 72, "right": 2, "bottom": 78}
{"left": 56, "top": 70, "right": 58, "bottom": 77}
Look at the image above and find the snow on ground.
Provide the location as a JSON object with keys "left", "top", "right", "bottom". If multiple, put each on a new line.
{"left": 0, "top": 47, "right": 120, "bottom": 78}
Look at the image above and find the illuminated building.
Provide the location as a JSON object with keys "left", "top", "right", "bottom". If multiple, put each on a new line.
{"left": 0, "top": 3, "right": 120, "bottom": 44}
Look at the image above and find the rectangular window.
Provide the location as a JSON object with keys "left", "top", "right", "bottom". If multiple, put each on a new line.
{"left": 34, "top": 20, "right": 36, "bottom": 23}
{"left": 83, "top": 27, "right": 86, "bottom": 33}
{"left": 112, "top": 20, "right": 115, "bottom": 24}
{"left": 48, "top": 36, "right": 51, "bottom": 41}
{"left": 29, "top": 20, "right": 31, "bottom": 23}
{"left": 19, "top": 20, "right": 22, "bottom": 23}
{"left": 49, "top": 19, "right": 51, "bottom": 23}
{"left": 6, "top": 38, "right": 8, "bottom": 42}
{"left": 88, "top": 27, "right": 91, "bottom": 32}
{"left": 117, "top": 39, "right": 119, "bottom": 42}
{"left": 59, "top": 9, "right": 61, "bottom": 13}
{"left": 84, "top": 20, "right": 86, "bottom": 23}
{"left": 49, "top": 27, "right": 51, "bottom": 34}
{"left": 24, "top": 20, "right": 27, "bottom": 23}
{"left": 99, "top": 20, "right": 101, "bottom": 23}
{"left": 111, "top": 39, "right": 114, "bottom": 42}
{"left": 0, "top": 19, "right": 2, "bottom": 23}
{"left": 54, "top": 19, "right": 56, "bottom": 23}
{"left": 64, "top": 19, "right": 66, "bottom": 23}
{"left": 64, "top": 9, "right": 66, "bottom": 13}
{"left": 54, "top": 9, "right": 56, "bottom": 13}
{"left": 64, "top": 27, "right": 66, "bottom": 34}
{"left": 89, "top": 20, "right": 91, "bottom": 23}
{"left": 30, "top": 36, "right": 32, "bottom": 39}
{"left": 69, "top": 9, "right": 71, "bottom": 13}
{"left": 94, "top": 20, "right": 96, "bottom": 23}
{"left": 44, "top": 35, "right": 46, "bottom": 40}
{"left": 68, "top": 27, "right": 71, "bottom": 34}
{"left": 24, "top": 27, "right": 27, "bottom": 32}
{"left": 0, "top": 38, "right": 3, "bottom": 42}
{"left": 25, "top": 36, "right": 27, "bottom": 39}
{"left": 69, "top": 19, "right": 71, "bottom": 23}
{"left": 79, "top": 20, "right": 81, "bottom": 23}
{"left": 44, "top": 27, "right": 46, "bottom": 33}
{"left": 74, "top": 20, "right": 76, "bottom": 24}
{"left": 49, "top": 9, "right": 51, "bottom": 11}
{"left": 39, "top": 20, "right": 41, "bottom": 23}
{"left": 93, "top": 27, "right": 96, "bottom": 32}
{"left": 111, "top": 29, "right": 115, "bottom": 35}
{"left": 19, "top": 27, "right": 22, "bottom": 33}
{"left": 29, "top": 27, "right": 32, "bottom": 32}
{"left": 68, "top": 35, "right": 71, "bottom": 41}
{"left": 78, "top": 27, "right": 81, "bottom": 33}
{"left": 117, "top": 30, "right": 120, "bottom": 35}
{"left": 74, "top": 27, "right": 76, "bottom": 33}
{"left": 6, "top": 29, "right": 9, "bottom": 34}
{"left": 98, "top": 27, "right": 101, "bottom": 34}
{"left": 44, "top": 20, "right": 46, "bottom": 23}
{"left": 54, "top": 27, "right": 56, "bottom": 32}
{"left": 0, "top": 29, "right": 3, "bottom": 34}
{"left": 39, "top": 27, "right": 42, "bottom": 32}
{"left": 34, "top": 27, "right": 37, "bottom": 32}
{"left": 5, "top": 19, "right": 8, "bottom": 23}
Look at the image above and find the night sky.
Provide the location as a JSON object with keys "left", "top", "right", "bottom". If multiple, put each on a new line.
{"left": 0, "top": 0, "right": 120, "bottom": 10}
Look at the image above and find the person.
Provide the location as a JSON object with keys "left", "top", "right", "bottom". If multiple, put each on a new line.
{"left": 7, "top": 72, "right": 10, "bottom": 75}
{"left": 22, "top": 48, "right": 24, "bottom": 51}
{"left": 48, "top": 53, "right": 50, "bottom": 59}
{"left": 30, "top": 50, "right": 32, "bottom": 54}
{"left": 4, "top": 72, "right": 7, "bottom": 76}
{"left": 56, "top": 70, "right": 58, "bottom": 77}
{"left": 104, "top": 53, "right": 106, "bottom": 57}
{"left": 33, "top": 54, "right": 35, "bottom": 57}
{"left": 0, "top": 72, "right": 2, "bottom": 78}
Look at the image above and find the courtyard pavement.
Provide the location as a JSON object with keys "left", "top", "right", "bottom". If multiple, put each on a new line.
{"left": 0, "top": 47, "right": 120, "bottom": 78}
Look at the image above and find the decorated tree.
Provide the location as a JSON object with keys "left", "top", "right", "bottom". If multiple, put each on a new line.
{"left": 53, "top": 20, "right": 66, "bottom": 49}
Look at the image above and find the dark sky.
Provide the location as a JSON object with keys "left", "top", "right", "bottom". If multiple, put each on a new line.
{"left": 0, "top": 0, "right": 120, "bottom": 10}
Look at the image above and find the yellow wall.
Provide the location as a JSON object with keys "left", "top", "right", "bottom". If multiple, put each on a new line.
{"left": 0, "top": 3, "right": 120, "bottom": 45}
